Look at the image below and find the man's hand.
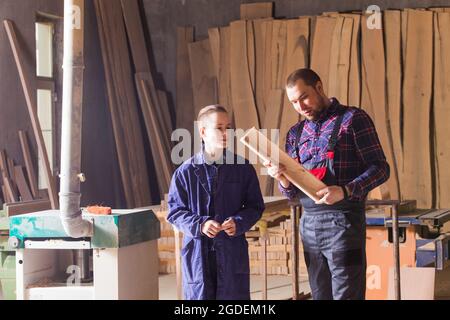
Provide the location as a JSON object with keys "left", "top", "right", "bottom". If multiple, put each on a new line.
{"left": 315, "top": 186, "right": 345, "bottom": 205}
{"left": 263, "top": 160, "right": 290, "bottom": 188}
{"left": 201, "top": 220, "right": 222, "bottom": 238}
{"left": 222, "top": 218, "right": 236, "bottom": 237}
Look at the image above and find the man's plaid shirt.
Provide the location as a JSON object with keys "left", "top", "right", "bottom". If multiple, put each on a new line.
{"left": 279, "top": 98, "right": 390, "bottom": 202}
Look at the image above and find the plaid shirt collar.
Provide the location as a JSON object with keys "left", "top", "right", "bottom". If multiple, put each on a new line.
{"left": 313, "top": 97, "right": 341, "bottom": 124}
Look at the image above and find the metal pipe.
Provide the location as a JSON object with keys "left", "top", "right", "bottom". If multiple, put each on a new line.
{"left": 74, "top": 249, "right": 91, "bottom": 282}
{"left": 59, "top": 0, "right": 92, "bottom": 238}
{"left": 392, "top": 203, "right": 401, "bottom": 300}
{"left": 290, "top": 204, "right": 299, "bottom": 300}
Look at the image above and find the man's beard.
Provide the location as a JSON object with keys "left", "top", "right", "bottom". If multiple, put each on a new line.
{"left": 309, "top": 94, "right": 328, "bottom": 121}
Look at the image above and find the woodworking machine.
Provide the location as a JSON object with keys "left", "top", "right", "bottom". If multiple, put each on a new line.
{"left": 8, "top": 208, "right": 160, "bottom": 300}
{"left": 365, "top": 200, "right": 450, "bottom": 299}
{"left": 366, "top": 203, "right": 450, "bottom": 270}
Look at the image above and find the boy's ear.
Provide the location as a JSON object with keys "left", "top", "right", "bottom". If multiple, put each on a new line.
{"left": 199, "top": 126, "right": 206, "bottom": 138}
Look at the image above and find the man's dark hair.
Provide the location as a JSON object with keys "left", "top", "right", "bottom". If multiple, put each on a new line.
{"left": 286, "top": 68, "right": 322, "bottom": 88}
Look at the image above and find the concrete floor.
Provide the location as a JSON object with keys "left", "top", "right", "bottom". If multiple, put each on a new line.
{"left": 159, "top": 274, "right": 311, "bottom": 300}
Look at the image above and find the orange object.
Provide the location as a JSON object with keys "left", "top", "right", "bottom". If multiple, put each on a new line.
{"left": 365, "top": 226, "right": 416, "bottom": 299}
{"left": 86, "top": 205, "right": 112, "bottom": 215}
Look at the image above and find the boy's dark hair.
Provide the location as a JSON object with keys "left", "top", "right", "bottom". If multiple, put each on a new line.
{"left": 286, "top": 68, "right": 322, "bottom": 88}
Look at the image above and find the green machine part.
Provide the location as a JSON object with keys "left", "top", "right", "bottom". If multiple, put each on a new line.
{"left": 0, "top": 251, "right": 16, "bottom": 300}
{"left": 9, "top": 209, "right": 161, "bottom": 249}
{"left": 0, "top": 209, "right": 16, "bottom": 300}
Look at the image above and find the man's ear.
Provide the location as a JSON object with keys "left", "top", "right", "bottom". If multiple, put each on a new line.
{"left": 315, "top": 81, "right": 324, "bottom": 95}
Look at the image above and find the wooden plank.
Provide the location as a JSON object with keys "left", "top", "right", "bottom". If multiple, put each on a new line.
{"left": 269, "top": 20, "right": 287, "bottom": 188}
{"left": 280, "top": 17, "right": 309, "bottom": 156}
{"left": 310, "top": 17, "right": 336, "bottom": 95}
{"left": 7, "top": 157, "right": 15, "bottom": 182}
{"left": 240, "top": 2, "right": 273, "bottom": 20}
{"left": 346, "top": 14, "right": 361, "bottom": 107}
{"left": 95, "top": 0, "right": 153, "bottom": 208}
{"left": 401, "top": 10, "right": 408, "bottom": 69}
{"left": 247, "top": 21, "right": 256, "bottom": 97}
{"left": 1, "top": 185, "right": 9, "bottom": 204}
{"left": 254, "top": 18, "right": 273, "bottom": 123}
{"left": 14, "top": 166, "right": 33, "bottom": 202}
{"left": 230, "top": 20, "right": 260, "bottom": 130}
{"left": 384, "top": 10, "right": 403, "bottom": 199}
{"left": 361, "top": 14, "right": 400, "bottom": 200}
{"left": 0, "top": 151, "right": 9, "bottom": 180}
{"left": 285, "top": 18, "right": 309, "bottom": 77}
{"left": 336, "top": 17, "right": 353, "bottom": 105}
{"left": 7, "top": 156, "right": 18, "bottom": 195}
{"left": 3, "top": 177, "right": 18, "bottom": 203}
{"left": 208, "top": 28, "right": 221, "bottom": 80}
{"left": 157, "top": 90, "right": 173, "bottom": 134}
{"left": 327, "top": 16, "right": 345, "bottom": 100}
{"left": 120, "top": 0, "right": 151, "bottom": 73}
{"left": 263, "top": 90, "right": 284, "bottom": 196}
{"left": 3, "top": 20, "right": 58, "bottom": 209}
{"left": 402, "top": 10, "right": 433, "bottom": 208}
{"left": 218, "top": 27, "right": 233, "bottom": 121}
{"left": 176, "top": 27, "right": 195, "bottom": 133}
{"left": 241, "top": 128, "right": 326, "bottom": 202}
{"left": 18, "top": 131, "right": 39, "bottom": 199}
{"left": 113, "top": 0, "right": 151, "bottom": 207}
{"left": 325, "top": 15, "right": 353, "bottom": 104}
{"left": 188, "top": 39, "right": 218, "bottom": 116}
{"left": 433, "top": 12, "right": 450, "bottom": 208}
{"left": 120, "top": 0, "right": 162, "bottom": 204}
{"left": 262, "top": 20, "right": 274, "bottom": 114}
{"left": 5, "top": 199, "right": 52, "bottom": 216}
{"left": 270, "top": 20, "right": 287, "bottom": 90}
{"left": 138, "top": 79, "right": 173, "bottom": 194}
{"left": 95, "top": 0, "right": 137, "bottom": 208}
{"left": 318, "top": 12, "right": 360, "bottom": 101}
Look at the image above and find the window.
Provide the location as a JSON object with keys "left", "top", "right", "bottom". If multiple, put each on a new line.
{"left": 36, "top": 21, "right": 55, "bottom": 189}
{"left": 36, "top": 22, "right": 54, "bottom": 78}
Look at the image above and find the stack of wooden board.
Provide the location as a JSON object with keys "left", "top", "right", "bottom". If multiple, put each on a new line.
{"left": 156, "top": 197, "right": 182, "bottom": 274}
{"left": 156, "top": 197, "right": 306, "bottom": 276}
{"left": 0, "top": 131, "right": 51, "bottom": 215}
{"left": 177, "top": 3, "right": 450, "bottom": 208}
{"left": 4, "top": 20, "right": 58, "bottom": 210}
{"left": 157, "top": 216, "right": 183, "bottom": 274}
{"left": 247, "top": 219, "right": 307, "bottom": 276}
{"left": 94, "top": 0, "right": 174, "bottom": 206}
{"left": 156, "top": 199, "right": 183, "bottom": 274}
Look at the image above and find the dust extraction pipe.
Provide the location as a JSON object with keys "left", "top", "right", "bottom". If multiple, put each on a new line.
{"left": 59, "top": 0, "right": 93, "bottom": 238}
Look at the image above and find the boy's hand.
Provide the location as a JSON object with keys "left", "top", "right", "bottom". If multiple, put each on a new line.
{"left": 222, "top": 218, "right": 236, "bottom": 236}
{"left": 201, "top": 220, "right": 222, "bottom": 238}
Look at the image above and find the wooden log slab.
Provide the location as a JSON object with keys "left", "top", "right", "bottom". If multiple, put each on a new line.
{"left": 402, "top": 10, "right": 433, "bottom": 208}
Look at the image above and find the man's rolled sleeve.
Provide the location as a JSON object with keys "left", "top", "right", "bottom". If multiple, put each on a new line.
{"left": 347, "top": 110, "right": 390, "bottom": 201}
{"left": 278, "top": 182, "right": 299, "bottom": 200}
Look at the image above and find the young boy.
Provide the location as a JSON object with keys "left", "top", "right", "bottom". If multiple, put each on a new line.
{"left": 167, "top": 105, "right": 265, "bottom": 300}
